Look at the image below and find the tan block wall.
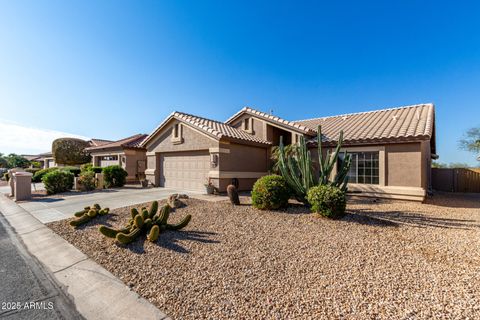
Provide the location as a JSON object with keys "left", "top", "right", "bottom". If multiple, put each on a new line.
{"left": 147, "top": 120, "right": 217, "bottom": 153}
{"left": 385, "top": 143, "right": 422, "bottom": 188}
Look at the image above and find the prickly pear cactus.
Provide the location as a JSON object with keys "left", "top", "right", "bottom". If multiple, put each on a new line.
{"left": 69, "top": 203, "right": 110, "bottom": 227}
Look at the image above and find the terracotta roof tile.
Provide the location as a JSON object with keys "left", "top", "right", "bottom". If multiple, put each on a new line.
{"left": 86, "top": 134, "right": 147, "bottom": 151}
{"left": 295, "top": 103, "right": 434, "bottom": 144}
{"left": 174, "top": 112, "right": 271, "bottom": 145}
{"left": 226, "top": 107, "right": 316, "bottom": 135}
{"left": 89, "top": 138, "right": 113, "bottom": 147}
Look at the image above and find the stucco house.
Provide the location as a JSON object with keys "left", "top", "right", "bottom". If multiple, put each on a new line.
{"left": 141, "top": 103, "right": 436, "bottom": 201}
{"left": 85, "top": 134, "right": 148, "bottom": 182}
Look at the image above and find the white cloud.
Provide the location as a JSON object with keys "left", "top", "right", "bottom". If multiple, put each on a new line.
{"left": 0, "top": 119, "right": 90, "bottom": 155}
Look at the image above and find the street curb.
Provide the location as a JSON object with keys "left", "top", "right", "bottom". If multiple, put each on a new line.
{"left": 0, "top": 195, "right": 171, "bottom": 320}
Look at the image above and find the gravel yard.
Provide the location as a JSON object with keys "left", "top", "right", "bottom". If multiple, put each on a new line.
{"left": 47, "top": 193, "right": 480, "bottom": 319}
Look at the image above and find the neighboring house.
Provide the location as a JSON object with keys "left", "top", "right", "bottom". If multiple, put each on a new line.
{"left": 85, "top": 134, "right": 148, "bottom": 182}
{"left": 36, "top": 152, "right": 55, "bottom": 169}
{"left": 141, "top": 103, "right": 436, "bottom": 201}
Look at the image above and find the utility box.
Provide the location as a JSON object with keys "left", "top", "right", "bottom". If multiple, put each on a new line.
{"left": 95, "top": 173, "right": 104, "bottom": 189}
{"left": 13, "top": 172, "right": 33, "bottom": 201}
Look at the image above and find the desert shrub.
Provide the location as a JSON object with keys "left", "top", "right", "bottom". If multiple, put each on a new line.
{"left": 102, "top": 165, "right": 128, "bottom": 188}
{"left": 52, "top": 138, "right": 91, "bottom": 165}
{"left": 91, "top": 166, "right": 103, "bottom": 173}
{"left": 25, "top": 168, "right": 40, "bottom": 175}
{"left": 77, "top": 170, "right": 96, "bottom": 191}
{"left": 61, "top": 166, "right": 81, "bottom": 177}
{"left": 33, "top": 167, "right": 58, "bottom": 183}
{"left": 307, "top": 185, "right": 347, "bottom": 219}
{"left": 42, "top": 170, "right": 74, "bottom": 195}
{"left": 251, "top": 175, "right": 290, "bottom": 210}
{"left": 81, "top": 163, "right": 103, "bottom": 173}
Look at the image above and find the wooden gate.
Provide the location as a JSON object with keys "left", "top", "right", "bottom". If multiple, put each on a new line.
{"left": 432, "top": 168, "right": 480, "bottom": 193}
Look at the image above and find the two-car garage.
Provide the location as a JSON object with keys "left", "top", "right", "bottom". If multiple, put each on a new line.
{"left": 159, "top": 151, "right": 210, "bottom": 192}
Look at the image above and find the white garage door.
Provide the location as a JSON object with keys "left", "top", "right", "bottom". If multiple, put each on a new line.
{"left": 160, "top": 151, "right": 210, "bottom": 191}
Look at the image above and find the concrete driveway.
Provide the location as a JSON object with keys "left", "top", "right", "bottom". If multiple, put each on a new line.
{"left": 16, "top": 187, "right": 199, "bottom": 223}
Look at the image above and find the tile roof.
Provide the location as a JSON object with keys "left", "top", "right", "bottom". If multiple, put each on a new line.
{"left": 86, "top": 134, "right": 148, "bottom": 151}
{"left": 226, "top": 107, "right": 316, "bottom": 135}
{"left": 89, "top": 138, "right": 113, "bottom": 147}
{"left": 295, "top": 103, "right": 435, "bottom": 144}
{"left": 141, "top": 111, "right": 271, "bottom": 147}
{"left": 174, "top": 111, "right": 271, "bottom": 145}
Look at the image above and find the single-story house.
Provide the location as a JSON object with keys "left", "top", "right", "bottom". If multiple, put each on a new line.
{"left": 36, "top": 152, "right": 55, "bottom": 169}
{"left": 141, "top": 103, "right": 436, "bottom": 201}
{"left": 85, "top": 134, "right": 148, "bottom": 182}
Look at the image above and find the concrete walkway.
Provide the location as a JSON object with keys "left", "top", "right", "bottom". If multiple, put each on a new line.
{"left": 0, "top": 195, "right": 170, "bottom": 320}
{"left": 0, "top": 214, "right": 83, "bottom": 320}
{"left": 14, "top": 186, "right": 201, "bottom": 223}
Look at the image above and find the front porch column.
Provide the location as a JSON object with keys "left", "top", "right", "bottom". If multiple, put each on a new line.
{"left": 145, "top": 153, "right": 160, "bottom": 186}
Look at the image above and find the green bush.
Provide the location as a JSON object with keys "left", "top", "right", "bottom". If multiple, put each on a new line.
{"left": 102, "top": 165, "right": 128, "bottom": 188}
{"left": 78, "top": 170, "right": 96, "bottom": 191}
{"left": 307, "top": 185, "right": 347, "bottom": 219}
{"left": 25, "top": 168, "right": 41, "bottom": 175}
{"left": 33, "top": 167, "right": 58, "bottom": 183}
{"left": 42, "top": 170, "right": 74, "bottom": 195}
{"left": 252, "top": 175, "right": 290, "bottom": 210}
{"left": 62, "top": 166, "right": 81, "bottom": 177}
{"left": 81, "top": 163, "right": 103, "bottom": 174}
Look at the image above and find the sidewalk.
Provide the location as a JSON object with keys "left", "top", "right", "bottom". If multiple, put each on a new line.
{"left": 0, "top": 214, "right": 83, "bottom": 320}
{"left": 0, "top": 194, "right": 170, "bottom": 320}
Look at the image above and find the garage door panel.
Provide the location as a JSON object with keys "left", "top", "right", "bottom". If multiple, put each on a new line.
{"left": 160, "top": 151, "right": 210, "bottom": 192}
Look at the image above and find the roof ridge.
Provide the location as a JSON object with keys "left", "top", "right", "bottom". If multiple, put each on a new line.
{"left": 226, "top": 106, "right": 315, "bottom": 134}
{"left": 174, "top": 111, "right": 229, "bottom": 126}
{"left": 294, "top": 103, "right": 434, "bottom": 123}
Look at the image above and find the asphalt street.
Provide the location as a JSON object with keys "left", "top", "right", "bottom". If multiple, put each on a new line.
{"left": 0, "top": 213, "right": 83, "bottom": 320}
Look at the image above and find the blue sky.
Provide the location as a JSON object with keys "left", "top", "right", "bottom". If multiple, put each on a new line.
{"left": 0, "top": 1, "right": 479, "bottom": 164}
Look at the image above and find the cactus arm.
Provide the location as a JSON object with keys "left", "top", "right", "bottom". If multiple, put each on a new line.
{"left": 99, "top": 225, "right": 130, "bottom": 238}
{"left": 74, "top": 210, "right": 85, "bottom": 217}
{"left": 116, "top": 227, "right": 142, "bottom": 244}
{"left": 134, "top": 214, "right": 144, "bottom": 229}
{"left": 131, "top": 208, "right": 139, "bottom": 219}
{"left": 148, "top": 201, "right": 158, "bottom": 218}
{"left": 69, "top": 214, "right": 91, "bottom": 227}
{"left": 147, "top": 225, "right": 160, "bottom": 242}
{"left": 166, "top": 214, "right": 191, "bottom": 230}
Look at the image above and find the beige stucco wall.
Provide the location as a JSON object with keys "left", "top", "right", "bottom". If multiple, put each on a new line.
{"left": 124, "top": 149, "right": 147, "bottom": 181}
{"left": 385, "top": 143, "right": 422, "bottom": 188}
{"left": 231, "top": 114, "right": 265, "bottom": 140}
{"left": 147, "top": 119, "right": 218, "bottom": 153}
{"left": 219, "top": 143, "right": 268, "bottom": 172}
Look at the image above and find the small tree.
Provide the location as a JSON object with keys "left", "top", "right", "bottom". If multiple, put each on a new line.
{"left": 459, "top": 127, "right": 480, "bottom": 157}
{"left": 52, "top": 138, "right": 91, "bottom": 166}
{"left": 5, "top": 154, "right": 30, "bottom": 168}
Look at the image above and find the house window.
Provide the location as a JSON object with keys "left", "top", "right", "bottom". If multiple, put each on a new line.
{"left": 101, "top": 155, "right": 118, "bottom": 161}
{"left": 244, "top": 118, "right": 250, "bottom": 131}
{"left": 338, "top": 152, "right": 379, "bottom": 184}
{"left": 173, "top": 124, "right": 180, "bottom": 138}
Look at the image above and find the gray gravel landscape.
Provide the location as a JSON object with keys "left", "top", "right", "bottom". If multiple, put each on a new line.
{"left": 47, "top": 193, "right": 480, "bottom": 319}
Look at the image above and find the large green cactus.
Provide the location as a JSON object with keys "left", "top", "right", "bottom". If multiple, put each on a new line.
{"left": 70, "top": 203, "right": 110, "bottom": 227}
{"left": 277, "top": 125, "right": 352, "bottom": 204}
{"left": 98, "top": 200, "right": 191, "bottom": 245}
